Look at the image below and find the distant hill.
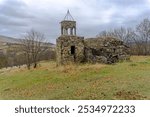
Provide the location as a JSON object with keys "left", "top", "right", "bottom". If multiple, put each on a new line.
{"left": 0, "top": 35, "right": 56, "bottom": 68}
{"left": 0, "top": 35, "right": 20, "bottom": 44}
{"left": 0, "top": 35, "right": 55, "bottom": 47}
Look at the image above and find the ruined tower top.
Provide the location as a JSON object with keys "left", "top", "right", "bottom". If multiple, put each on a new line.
{"left": 64, "top": 10, "right": 74, "bottom": 21}
{"left": 60, "top": 10, "right": 76, "bottom": 36}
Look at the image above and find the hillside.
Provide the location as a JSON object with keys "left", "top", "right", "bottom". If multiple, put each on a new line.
{"left": 0, "top": 35, "right": 55, "bottom": 46}
{"left": 0, "top": 35, "right": 20, "bottom": 44}
{"left": 0, "top": 35, "right": 56, "bottom": 69}
{"left": 0, "top": 56, "right": 150, "bottom": 100}
{"left": 0, "top": 35, "right": 55, "bottom": 51}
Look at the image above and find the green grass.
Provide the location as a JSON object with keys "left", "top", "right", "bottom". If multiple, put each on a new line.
{"left": 0, "top": 56, "right": 150, "bottom": 100}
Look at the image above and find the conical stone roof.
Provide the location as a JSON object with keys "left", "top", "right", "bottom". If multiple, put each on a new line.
{"left": 63, "top": 10, "right": 74, "bottom": 21}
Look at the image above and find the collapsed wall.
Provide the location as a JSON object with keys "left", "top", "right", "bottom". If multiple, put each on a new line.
{"left": 84, "top": 37, "right": 130, "bottom": 64}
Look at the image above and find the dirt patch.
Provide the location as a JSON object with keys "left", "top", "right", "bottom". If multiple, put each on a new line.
{"left": 114, "top": 90, "right": 147, "bottom": 100}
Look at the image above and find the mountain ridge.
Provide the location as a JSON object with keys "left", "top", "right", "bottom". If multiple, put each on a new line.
{"left": 0, "top": 35, "right": 20, "bottom": 44}
{"left": 0, "top": 35, "right": 55, "bottom": 46}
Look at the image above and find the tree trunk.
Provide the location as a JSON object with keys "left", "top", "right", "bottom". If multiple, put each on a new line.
{"left": 33, "top": 63, "right": 37, "bottom": 68}
{"left": 27, "top": 63, "right": 30, "bottom": 70}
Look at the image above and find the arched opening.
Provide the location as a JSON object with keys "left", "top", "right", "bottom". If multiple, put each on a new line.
{"left": 68, "top": 28, "right": 71, "bottom": 35}
{"left": 72, "top": 28, "right": 74, "bottom": 35}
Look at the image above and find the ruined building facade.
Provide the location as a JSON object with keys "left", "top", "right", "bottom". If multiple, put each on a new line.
{"left": 56, "top": 11, "right": 129, "bottom": 65}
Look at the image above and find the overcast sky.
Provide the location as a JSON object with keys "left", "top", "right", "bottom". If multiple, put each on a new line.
{"left": 0, "top": 0, "right": 150, "bottom": 43}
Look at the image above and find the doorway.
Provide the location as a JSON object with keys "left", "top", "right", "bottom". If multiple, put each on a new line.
{"left": 71, "top": 46, "right": 75, "bottom": 55}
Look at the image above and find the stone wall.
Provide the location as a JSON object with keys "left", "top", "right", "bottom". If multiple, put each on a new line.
{"left": 56, "top": 36, "right": 130, "bottom": 65}
{"left": 56, "top": 35, "right": 85, "bottom": 65}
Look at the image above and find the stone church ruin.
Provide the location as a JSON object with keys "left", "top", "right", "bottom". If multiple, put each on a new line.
{"left": 56, "top": 10, "right": 129, "bottom": 65}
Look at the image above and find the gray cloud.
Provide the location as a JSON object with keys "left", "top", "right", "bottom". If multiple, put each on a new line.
{"left": 0, "top": 0, "right": 33, "bottom": 18}
{"left": 0, "top": 0, "right": 35, "bottom": 37}
{"left": 0, "top": 0, "right": 150, "bottom": 43}
{"left": 107, "top": 0, "right": 147, "bottom": 6}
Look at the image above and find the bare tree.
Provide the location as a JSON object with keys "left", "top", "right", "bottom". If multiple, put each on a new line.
{"left": 126, "top": 29, "right": 143, "bottom": 55}
{"left": 97, "top": 27, "right": 145, "bottom": 55}
{"left": 20, "top": 30, "right": 47, "bottom": 69}
{"left": 0, "top": 55, "right": 8, "bottom": 69}
{"left": 136, "top": 18, "right": 150, "bottom": 55}
{"left": 97, "top": 27, "right": 133, "bottom": 44}
{"left": 97, "top": 30, "right": 110, "bottom": 37}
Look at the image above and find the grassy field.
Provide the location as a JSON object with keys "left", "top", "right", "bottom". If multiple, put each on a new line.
{"left": 0, "top": 56, "right": 150, "bottom": 100}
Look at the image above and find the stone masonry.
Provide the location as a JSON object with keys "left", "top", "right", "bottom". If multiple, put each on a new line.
{"left": 56, "top": 35, "right": 85, "bottom": 64}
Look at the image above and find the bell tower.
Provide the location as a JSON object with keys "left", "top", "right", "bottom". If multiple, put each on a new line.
{"left": 56, "top": 10, "right": 85, "bottom": 65}
{"left": 60, "top": 10, "right": 76, "bottom": 36}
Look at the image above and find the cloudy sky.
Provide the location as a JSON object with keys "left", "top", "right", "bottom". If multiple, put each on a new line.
{"left": 0, "top": 0, "right": 150, "bottom": 43}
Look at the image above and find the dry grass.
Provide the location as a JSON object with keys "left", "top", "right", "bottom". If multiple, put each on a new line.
{"left": 0, "top": 56, "right": 150, "bottom": 100}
